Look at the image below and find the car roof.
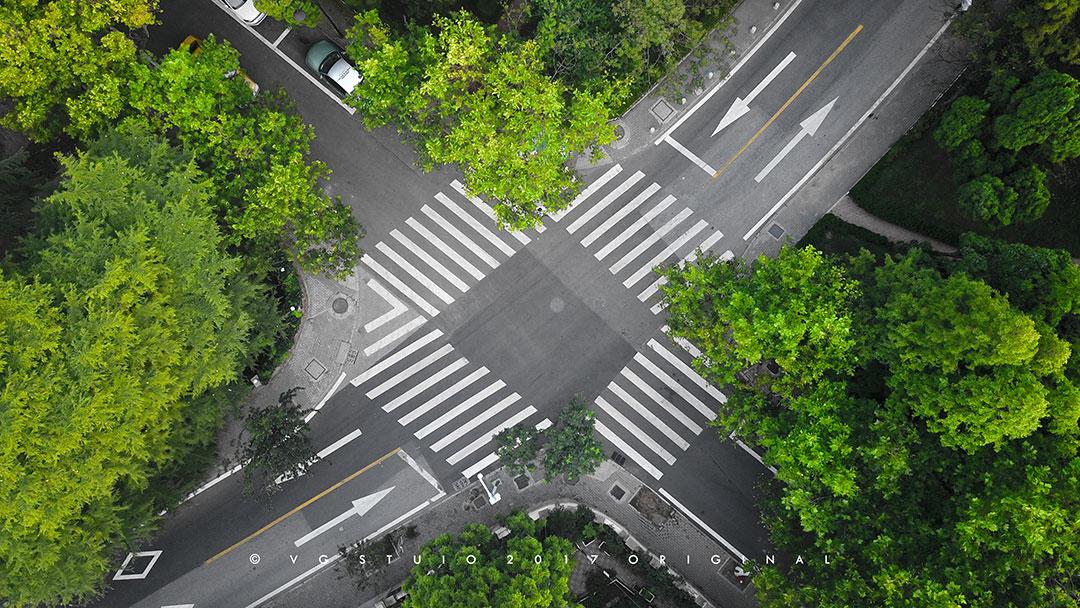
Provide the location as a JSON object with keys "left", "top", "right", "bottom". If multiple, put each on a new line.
{"left": 327, "top": 57, "right": 362, "bottom": 93}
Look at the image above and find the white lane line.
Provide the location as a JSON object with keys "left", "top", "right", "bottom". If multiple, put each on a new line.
{"left": 611, "top": 208, "right": 693, "bottom": 274}
{"left": 398, "top": 448, "right": 444, "bottom": 492}
{"left": 582, "top": 183, "right": 660, "bottom": 247}
{"left": 367, "top": 344, "right": 454, "bottom": 400}
{"left": 461, "top": 452, "right": 500, "bottom": 479}
{"left": 351, "top": 328, "right": 442, "bottom": 386}
{"left": 430, "top": 392, "right": 520, "bottom": 451}
{"left": 414, "top": 380, "right": 506, "bottom": 440}
{"left": 303, "top": 371, "right": 349, "bottom": 423}
{"left": 609, "top": 382, "right": 689, "bottom": 450}
{"left": 648, "top": 339, "right": 727, "bottom": 405}
{"left": 272, "top": 27, "right": 291, "bottom": 46}
{"left": 363, "top": 315, "right": 426, "bottom": 357}
{"left": 658, "top": 488, "right": 747, "bottom": 563}
{"left": 595, "top": 195, "right": 676, "bottom": 261}
{"left": 742, "top": 17, "right": 954, "bottom": 240}
{"left": 551, "top": 164, "right": 623, "bottom": 222}
{"left": 452, "top": 180, "right": 530, "bottom": 245}
{"left": 364, "top": 279, "right": 408, "bottom": 333}
{"left": 655, "top": 0, "right": 805, "bottom": 144}
{"left": 316, "top": 428, "right": 363, "bottom": 459}
{"left": 638, "top": 230, "right": 724, "bottom": 302}
{"left": 596, "top": 396, "right": 676, "bottom": 464}
{"left": 391, "top": 229, "right": 469, "bottom": 293}
{"left": 566, "top": 171, "right": 646, "bottom": 234}
{"left": 729, "top": 430, "right": 779, "bottom": 474}
{"left": 663, "top": 136, "right": 717, "bottom": 175}
{"left": 407, "top": 217, "right": 485, "bottom": 281}
{"left": 623, "top": 219, "right": 708, "bottom": 288}
{"left": 595, "top": 420, "right": 663, "bottom": 480}
{"left": 621, "top": 368, "right": 702, "bottom": 435}
{"left": 435, "top": 192, "right": 516, "bottom": 257}
{"left": 383, "top": 357, "right": 469, "bottom": 413}
{"left": 376, "top": 242, "right": 454, "bottom": 305}
{"left": 447, "top": 406, "right": 536, "bottom": 465}
{"left": 633, "top": 353, "right": 714, "bottom": 421}
{"left": 362, "top": 254, "right": 438, "bottom": 317}
{"left": 398, "top": 367, "right": 489, "bottom": 426}
{"left": 420, "top": 205, "right": 499, "bottom": 270}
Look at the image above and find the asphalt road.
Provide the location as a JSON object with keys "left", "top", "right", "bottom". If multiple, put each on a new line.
{"left": 96, "top": 0, "right": 959, "bottom": 606}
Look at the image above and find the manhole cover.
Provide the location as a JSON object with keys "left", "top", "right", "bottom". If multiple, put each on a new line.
{"left": 332, "top": 297, "right": 349, "bottom": 314}
{"left": 610, "top": 484, "right": 626, "bottom": 500}
{"left": 650, "top": 98, "right": 676, "bottom": 122}
{"left": 767, "top": 223, "right": 786, "bottom": 239}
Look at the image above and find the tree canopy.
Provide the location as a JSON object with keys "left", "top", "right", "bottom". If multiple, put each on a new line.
{"left": 542, "top": 398, "right": 604, "bottom": 482}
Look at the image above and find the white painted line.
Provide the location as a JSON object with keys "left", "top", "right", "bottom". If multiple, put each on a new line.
{"left": 398, "top": 448, "right": 443, "bottom": 491}
{"left": 350, "top": 328, "right": 442, "bottom": 386}
{"left": 162, "top": 605, "right": 195, "bottom": 608}
{"left": 398, "top": 367, "right": 489, "bottom": 426}
{"left": 754, "top": 96, "right": 838, "bottom": 183}
{"left": 361, "top": 254, "right": 438, "bottom": 317}
{"left": 742, "top": 17, "right": 954, "bottom": 240}
{"left": 391, "top": 229, "right": 469, "bottom": 293}
{"left": 582, "top": 183, "right": 660, "bottom": 247}
{"left": 407, "top": 217, "right": 485, "bottom": 281}
{"left": 113, "top": 550, "right": 163, "bottom": 581}
{"left": 634, "top": 353, "right": 714, "bottom": 420}
{"left": 452, "top": 179, "right": 530, "bottom": 245}
{"left": 383, "top": 357, "right": 468, "bottom": 413}
{"left": 650, "top": 300, "right": 667, "bottom": 315}
{"left": 376, "top": 242, "right": 454, "bottom": 305}
{"left": 595, "top": 396, "right": 676, "bottom": 464}
{"left": 731, "top": 433, "right": 778, "bottom": 474}
{"left": 609, "top": 382, "right": 689, "bottom": 450}
{"left": 595, "top": 195, "right": 676, "bottom": 261}
{"left": 272, "top": 27, "right": 291, "bottom": 46}
{"left": 655, "top": 0, "right": 805, "bottom": 143}
{"left": 461, "top": 452, "right": 500, "bottom": 479}
{"left": 317, "top": 428, "right": 363, "bottom": 460}
{"left": 447, "top": 406, "right": 536, "bottom": 465}
{"left": 536, "top": 418, "right": 553, "bottom": 431}
{"left": 566, "top": 171, "right": 646, "bottom": 234}
{"left": 178, "top": 463, "right": 242, "bottom": 504}
{"left": 621, "top": 368, "right": 702, "bottom": 434}
{"left": 430, "top": 392, "right": 520, "bottom": 451}
{"left": 595, "top": 420, "right": 663, "bottom": 480}
{"left": 303, "top": 371, "right": 349, "bottom": 423}
{"left": 720, "top": 250, "right": 734, "bottom": 262}
{"left": 623, "top": 219, "right": 707, "bottom": 288}
{"left": 414, "top": 380, "right": 506, "bottom": 440}
{"left": 420, "top": 205, "right": 499, "bottom": 269}
{"left": 663, "top": 136, "right": 716, "bottom": 175}
{"left": 551, "top": 164, "right": 623, "bottom": 222}
{"left": 363, "top": 315, "right": 426, "bottom": 357}
{"left": 638, "top": 230, "right": 724, "bottom": 302}
{"left": 293, "top": 485, "right": 396, "bottom": 547}
{"left": 367, "top": 344, "right": 454, "bottom": 400}
{"left": 435, "top": 192, "right": 516, "bottom": 257}
{"left": 713, "top": 51, "right": 798, "bottom": 135}
{"left": 611, "top": 208, "right": 693, "bottom": 274}
{"left": 674, "top": 336, "right": 704, "bottom": 359}
{"left": 658, "top": 487, "right": 747, "bottom": 563}
{"left": 648, "top": 339, "right": 727, "bottom": 405}
{"left": 364, "top": 279, "right": 407, "bottom": 333}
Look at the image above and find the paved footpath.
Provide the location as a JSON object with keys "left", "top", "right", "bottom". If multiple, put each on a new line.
{"left": 829, "top": 195, "right": 957, "bottom": 253}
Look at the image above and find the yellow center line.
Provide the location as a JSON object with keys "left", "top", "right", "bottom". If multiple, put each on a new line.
{"left": 205, "top": 447, "right": 401, "bottom": 565}
{"left": 712, "top": 23, "right": 864, "bottom": 180}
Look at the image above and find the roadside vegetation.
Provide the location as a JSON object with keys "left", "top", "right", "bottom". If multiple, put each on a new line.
{"left": 0, "top": 2, "right": 363, "bottom": 605}
{"left": 496, "top": 397, "right": 605, "bottom": 482}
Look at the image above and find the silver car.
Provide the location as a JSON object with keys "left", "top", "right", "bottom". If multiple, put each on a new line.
{"left": 223, "top": 0, "right": 266, "bottom": 25}
{"left": 305, "top": 40, "right": 362, "bottom": 96}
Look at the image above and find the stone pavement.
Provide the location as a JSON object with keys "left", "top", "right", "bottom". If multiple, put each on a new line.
{"left": 829, "top": 195, "right": 958, "bottom": 254}
{"left": 270, "top": 460, "right": 758, "bottom": 608}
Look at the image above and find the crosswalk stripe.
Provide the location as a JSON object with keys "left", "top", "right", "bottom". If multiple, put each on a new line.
{"left": 623, "top": 219, "right": 708, "bottom": 288}
{"left": 406, "top": 217, "right": 486, "bottom": 281}
{"left": 415, "top": 380, "right": 506, "bottom": 440}
{"left": 620, "top": 368, "right": 702, "bottom": 435}
{"left": 638, "top": 230, "right": 725, "bottom": 303}
{"left": 391, "top": 229, "right": 469, "bottom": 293}
{"left": 363, "top": 315, "right": 427, "bottom": 357}
{"left": 364, "top": 279, "right": 408, "bottom": 333}
{"left": 551, "top": 164, "right": 623, "bottom": 222}
{"left": 535, "top": 418, "right": 553, "bottom": 431}
{"left": 648, "top": 339, "right": 727, "bottom": 405}
{"left": 719, "top": 250, "right": 734, "bottom": 262}
{"left": 595, "top": 195, "right": 675, "bottom": 261}
{"left": 660, "top": 325, "right": 705, "bottom": 359}
{"left": 447, "top": 406, "right": 537, "bottom": 465}
{"left": 633, "top": 352, "right": 714, "bottom": 420}
{"left": 398, "top": 367, "right": 489, "bottom": 426}
{"left": 566, "top": 171, "right": 646, "bottom": 234}
{"left": 581, "top": 183, "right": 659, "bottom": 247}
{"left": 376, "top": 242, "right": 454, "bottom": 305}
{"left": 460, "top": 452, "right": 500, "bottom": 479}
{"left": 436, "top": 192, "right": 516, "bottom": 257}
{"left": 367, "top": 344, "right": 454, "bottom": 400}
{"left": 430, "top": 392, "right": 520, "bottom": 451}
{"left": 421, "top": 205, "right": 499, "bottom": 269}
{"left": 383, "top": 357, "right": 469, "bottom": 413}
{"left": 595, "top": 420, "right": 663, "bottom": 480}
{"left": 608, "top": 382, "right": 689, "bottom": 450}
{"left": 595, "top": 396, "right": 676, "bottom": 464}
{"left": 611, "top": 208, "right": 693, "bottom": 275}
{"left": 351, "top": 329, "right": 443, "bottom": 386}
{"left": 452, "top": 180, "right": 530, "bottom": 246}
{"left": 362, "top": 254, "right": 439, "bottom": 318}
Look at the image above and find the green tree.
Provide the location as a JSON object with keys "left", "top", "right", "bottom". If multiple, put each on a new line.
{"left": 496, "top": 424, "right": 542, "bottom": 475}
{"left": 933, "top": 95, "right": 989, "bottom": 151}
{"left": 254, "top": 0, "right": 320, "bottom": 26}
{"left": 543, "top": 398, "right": 604, "bottom": 482}
{"left": 237, "top": 387, "right": 319, "bottom": 496}
{"left": 1008, "top": 0, "right": 1080, "bottom": 64}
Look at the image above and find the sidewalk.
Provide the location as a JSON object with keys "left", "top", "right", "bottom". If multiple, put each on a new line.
{"left": 829, "top": 195, "right": 957, "bottom": 254}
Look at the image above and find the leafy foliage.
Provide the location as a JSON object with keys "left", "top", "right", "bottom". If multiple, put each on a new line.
{"left": 254, "top": 0, "right": 320, "bottom": 26}
{"left": 496, "top": 424, "right": 542, "bottom": 475}
{"left": 542, "top": 398, "right": 604, "bottom": 482}
{"left": 237, "top": 387, "right": 319, "bottom": 496}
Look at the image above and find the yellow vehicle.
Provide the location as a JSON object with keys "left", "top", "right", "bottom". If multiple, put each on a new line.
{"left": 180, "top": 35, "right": 260, "bottom": 95}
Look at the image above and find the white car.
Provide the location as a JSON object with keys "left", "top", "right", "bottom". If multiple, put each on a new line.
{"left": 223, "top": 0, "right": 266, "bottom": 25}
{"left": 305, "top": 40, "right": 363, "bottom": 96}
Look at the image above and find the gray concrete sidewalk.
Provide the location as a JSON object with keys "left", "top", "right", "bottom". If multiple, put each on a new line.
{"left": 829, "top": 195, "right": 958, "bottom": 254}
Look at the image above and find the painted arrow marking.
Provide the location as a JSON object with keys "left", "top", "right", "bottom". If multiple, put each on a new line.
{"left": 294, "top": 486, "right": 395, "bottom": 547}
{"left": 713, "top": 52, "right": 797, "bottom": 136}
{"left": 753, "top": 97, "right": 838, "bottom": 183}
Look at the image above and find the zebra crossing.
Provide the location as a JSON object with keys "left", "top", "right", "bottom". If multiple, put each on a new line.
{"left": 551, "top": 164, "right": 734, "bottom": 314}
{"left": 351, "top": 328, "right": 551, "bottom": 480}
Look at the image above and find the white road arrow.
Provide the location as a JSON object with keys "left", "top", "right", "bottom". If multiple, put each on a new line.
{"left": 713, "top": 51, "right": 797, "bottom": 136}
{"left": 754, "top": 97, "right": 838, "bottom": 183}
{"left": 294, "top": 486, "right": 395, "bottom": 548}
